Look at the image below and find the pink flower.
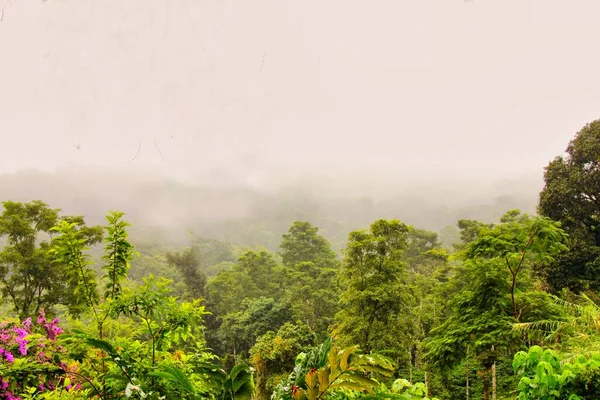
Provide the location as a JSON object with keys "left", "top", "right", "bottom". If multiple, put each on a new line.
{"left": 42, "top": 318, "right": 63, "bottom": 340}
{"left": 5, "top": 351, "right": 14, "bottom": 363}
{"left": 37, "top": 309, "right": 46, "bottom": 325}
{"left": 18, "top": 339, "right": 27, "bottom": 355}
{"left": 13, "top": 327, "right": 27, "bottom": 339}
{"left": 22, "top": 317, "right": 32, "bottom": 332}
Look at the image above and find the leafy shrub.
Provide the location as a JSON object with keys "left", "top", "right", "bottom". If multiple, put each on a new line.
{"left": 0, "top": 311, "right": 86, "bottom": 399}
{"left": 513, "top": 345, "right": 600, "bottom": 399}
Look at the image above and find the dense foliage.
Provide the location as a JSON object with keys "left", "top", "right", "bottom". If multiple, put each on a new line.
{"left": 0, "top": 119, "right": 599, "bottom": 399}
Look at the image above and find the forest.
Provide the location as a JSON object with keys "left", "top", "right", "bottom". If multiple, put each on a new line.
{"left": 0, "top": 119, "right": 599, "bottom": 400}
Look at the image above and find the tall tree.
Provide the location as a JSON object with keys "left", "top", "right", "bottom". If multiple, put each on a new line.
{"left": 102, "top": 211, "right": 137, "bottom": 301}
{"left": 334, "top": 219, "right": 411, "bottom": 354}
{"left": 49, "top": 220, "right": 101, "bottom": 318}
{"left": 250, "top": 322, "right": 317, "bottom": 399}
{"left": 454, "top": 219, "right": 494, "bottom": 250}
{"left": 279, "top": 222, "right": 341, "bottom": 335}
{"left": 235, "top": 250, "right": 278, "bottom": 293}
{"left": 279, "top": 221, "right": 338, "bottom": 269}
{"left": 205, "top": 250, "right": 286, "bottom": 360}
{"left": 0, "top": 201, "right": 101, "bottom": 318}
{"left": 283, "top": 261, "right": 341, "bottom": 335}
{"left": 426, "top": 210, "right": 569, "bottom": 400}
{"left": 49, "top": 211, "right": 137, "bottom": 336}
{"left": 466, "top": 210, "right": 568, "bottom": 320}
{"left": 166, "top": 247, "right": 207, "bottom": 299}
{"left": 425, "top": 257, "right": 517, "bottom": 400}
{"left": 539, "top": 119, "right": 600, "bottom": 292}
{"left": 405, "top": 228, "right": 442, "bottom": 274}
{"left": 219, "top": 296, "right": 290, "bottom": 364}
{"left": 0, "top": 201, "right": 60, "bottom": 318}
{"left": 404, "top": 240, "right": 450, "bottom": 382}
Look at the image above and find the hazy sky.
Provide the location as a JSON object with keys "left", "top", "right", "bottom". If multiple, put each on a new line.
{"left": 1, "top": 0, "right": 599, "bottom": 185}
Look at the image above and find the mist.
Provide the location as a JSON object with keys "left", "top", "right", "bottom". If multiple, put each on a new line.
{"left": 0, "top": 163, "right": 541, "bottom": 251}
{"left": 1, "top": 0, "right": 599, "bottom": 249}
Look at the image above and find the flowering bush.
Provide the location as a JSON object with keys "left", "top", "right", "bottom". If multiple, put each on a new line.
{"left": 0, "top": 310, "right": 83, "bottom": 400}
{"left": 62, "top": 276, "right": 212, "bottom": 399}
{"left": 0, "top": 213, "right": 214, "bottom": 399}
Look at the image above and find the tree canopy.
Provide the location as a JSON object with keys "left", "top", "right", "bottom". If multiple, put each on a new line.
{"left": 539, "top": 119, "right": 600, "bottom": 292}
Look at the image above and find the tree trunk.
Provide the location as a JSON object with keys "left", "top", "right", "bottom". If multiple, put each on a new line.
{"left": 465, "top": 345, "right": 471, "bottom": 400}
{"left": 482, "top": 368, "right": 490, "bottom": 400}
{"left": 466, "top": 362, "right": 470, "bottom": 400}
{"left": 511, "top": 273, "right": 518, "bottom": 320}
{"left": 491, "top": 362, "right": 497, "bottom": 400}
{"left": 409, "top": 348, "right": 413, "bottom": 384}
{"left": 233, "top": 341, "right": 238, "bottom": 365}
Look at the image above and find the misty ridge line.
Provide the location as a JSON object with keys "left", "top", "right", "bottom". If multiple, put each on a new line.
{"left": 0, "top": 163, "right": 541, "bottom": 250}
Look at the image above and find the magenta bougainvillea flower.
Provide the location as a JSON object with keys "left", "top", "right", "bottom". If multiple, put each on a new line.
{"left": 0, "top": 310, "right": 80, "bottom": 399}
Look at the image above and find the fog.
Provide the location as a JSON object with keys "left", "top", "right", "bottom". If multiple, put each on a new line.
{"left": 0, "top": 164, "right": 541, "bottom": 250}
{"left": 1, "top": 0, "right": 599, "bottom": 248}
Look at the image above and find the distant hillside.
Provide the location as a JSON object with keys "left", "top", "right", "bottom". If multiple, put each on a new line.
{"left": 0, "top": 165, "right": 542, "bottom": 251}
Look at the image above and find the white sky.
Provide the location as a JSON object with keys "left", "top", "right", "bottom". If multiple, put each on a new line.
{"left": 0, "top": 0, "right": 598, "bottom": 184}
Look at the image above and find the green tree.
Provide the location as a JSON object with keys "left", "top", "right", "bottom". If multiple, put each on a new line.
{"left": 129, "top": 254, "right": 187, "bottom": 298}
{"left": 191, "top": 238, "right": 235, "bottom": 275}
{"left": 67, "top": 275, "right": 209, "bottom": 399}
{"left": 425, "top": 211, "right": 569, "bottom": 400}
{"left": 235, "top": 250, "right": 280, "bottom": 294}
{"left": 334, "top": 219, "right": 411, "bottom": 354}
{"left": 465, "top": 210, "right": 568, "bottom": 320}
{"left": 438, "top": 225, "right": 461, "bottom": 252}
{"left": 405, "top": 245, "right": 450, "bottom": 385}
{"left": 166, "top": 239, "right": 234, "bottom": 297}
{"left": 218, "top": 297, "right": 290, "bottom": 364}
{"left": 250, "top": 322, "right": 318, "bottom": 399}
{"left": 283, "top": 262, "right": 341, "bottom": 336}
{"left": 424, "top": 256, "right": 517, "bottom": 400}
{"left": 454, "top": 219, "right": 493, "bottom": 250}
{"left": 49, "top": 210, "right": 139, "bottom": 398}
{"left": 277, "top": 222, "right": 341, "bottom": 336}
{"left": 405, "top": 229, "right": 443, "bottom": 274}
{"left": 50, "top": 211, "right": 137, "bottom": 319}
{"left": 539, "top": 119, "right": 600, "bottom": 292}
{"left": 49, "top": 220, "right": 101, "bottom": 318}
{"left": 514, "top": 292, "right": 600, "bottom": 355}
{"left": 101, "top": 211, "right": 137, "bottom": 301}
{"left": 0, "top": 201, "right": 101, "bottom": 318}
{"left": 279, "top": 221, "right": 338, "bottom": 269}
{"left": 204, "top": 257, "right": 262, "bottom": 360}
{"left": 205, "top": 269, "right": 256, "bottom": 320}
{"left": 166, "top": 247, "right": 207, "bottom": 299}
{"left": 205, "top": 249, "right": 293, "bottom": 362}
